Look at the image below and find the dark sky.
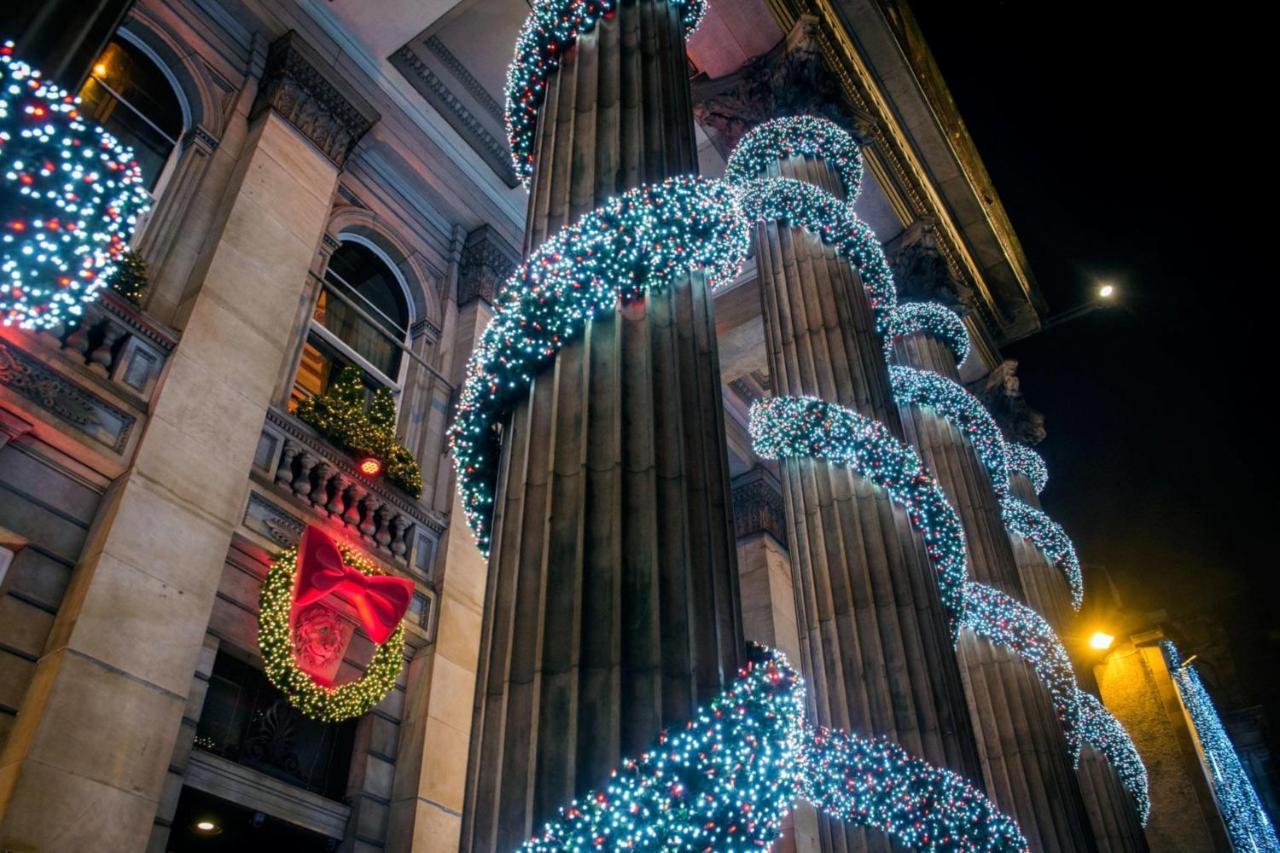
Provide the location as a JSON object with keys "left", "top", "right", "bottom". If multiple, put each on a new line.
{"left": 908, "top": 0, "right": 1278, "bottom": 711}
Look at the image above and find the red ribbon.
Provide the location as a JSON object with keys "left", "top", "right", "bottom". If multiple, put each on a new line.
{"left": 293, "top": 526, "right": 414, "bottom": 646}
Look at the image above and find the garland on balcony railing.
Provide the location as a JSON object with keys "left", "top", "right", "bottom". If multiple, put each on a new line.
{"left": 296, "top": 366, "right": 424, "bottom": 498}
{"left": 505, "top": 0, "right": 707, "bottom": 185}
{"left": 1, "top": 41, "right": 150, "bottom": 330}
{"left": 449, "top": 176, "right": 749, "bottom": 553}
{"left": 999, "top": 496, "right": 1083, "bottom": 609}
{"left": 525, "top": 645, "right": 1030, "bottom": 852}
{"left": 725, "top": 115, "right": 864, "bottom": 201}
{"left": 960, "top": 582, "right": 1082, "bottom": 760}
{"left": 748, "top": 394, "right": 968, "bottom": 624}
{"left": 1163, "top": 641, "right": 1280, "bottom": 851}
{"left": 889, "top": 365, "right": 1010, "bottom": 497}
{"left": 1077, "top": 689, "right": 1150, "bottom": 825}
{"left": 1006, "top": 443, "right": 1048, "bottom": 495}
{"left": 886, "top": 301, "right": 971, "bottom": 367}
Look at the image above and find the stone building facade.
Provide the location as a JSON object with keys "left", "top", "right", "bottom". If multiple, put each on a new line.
{"left": 0, "top": 0, "right": 1257, "bottom": 851}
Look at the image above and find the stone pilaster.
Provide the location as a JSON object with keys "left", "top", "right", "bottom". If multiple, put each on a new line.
{"left": 753, "top": 153, "right": 983, "bottom": 853}
{"left": 462, "top": 2, "right": 743, "bottom": 848}
{"left": 893, "top": 330, "right": 1096, "bottom": 852}
{"left": 0, "top": 31, "right": 357, "bottom": 850}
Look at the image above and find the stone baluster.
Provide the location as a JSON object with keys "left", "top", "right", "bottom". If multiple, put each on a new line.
{"left": 892, "top": 329, "right": 1097, "bottom": 851}
{"left": 359, "top": 497, "right": 381, "bottom": 541}
{"left": 343, "top": 483, "right": 366, "bottom": 528}
{"left": 326, "top": 473, "right": 349, "bottom": 518}
{"left": 463, "top": 1, "right": 743, "bottom": 848}
{"left": 291, "top": 450, "right": 315, "bottom": 499}
{"left": 87, "top": 321, "right": 126, "bottom": 377}
{"left": 389, "top": 514, "right": 408, "bottom": 558}
{"left": 275, "top": 439, "right": 299, "bottom": 488}
{"left": 749, "top": 153, "right": 983, "bottom": 853}
{"left": 374, "top": 506, "right": 393, "bottom": 552}
{"left": 61, "top": 318, "right": 95, "bottom": 363}
{"left": 309, "top": 462, "right": 333, "bottom": 510}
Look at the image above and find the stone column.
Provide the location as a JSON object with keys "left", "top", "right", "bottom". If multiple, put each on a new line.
{"left": 893, "top": 330, "right": 1097, "bottom": 851}
{"left": 1004, "top": 470, "right": 1147, "bottom": 851}
{"left": 462, "top": 2, "right": 743, "bottom": 848}
{"left": 753, "top": 153, "right": 983, "bottom": 853}
{"left": 0, "top": 33, "right": 374, "bottom": 852}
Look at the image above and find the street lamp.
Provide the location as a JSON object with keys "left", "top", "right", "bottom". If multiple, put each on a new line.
{"left": 1089, "top": 631, "right": 1115, "bottom": 651}
{"left": 1009, "top": 282, "right": 1121, "bottom": 342}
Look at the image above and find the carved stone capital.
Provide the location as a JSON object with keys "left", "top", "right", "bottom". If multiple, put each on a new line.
{"left": 732, "top": 466, "right": 787, "bottom": 547}
{"left": 458, "top": 225, "right": 519, "bottom": 306}
{"left": 967, "top": 359, "right": 1046, "bottom": 445}
{"left": 888, "top": 219, "right": 973, "bottom": 312}
{"left": 692, "top": 15, "right": 871, "bottom": 155}
{"left": 253, "top": 31, "right": 380, "bottom": 167}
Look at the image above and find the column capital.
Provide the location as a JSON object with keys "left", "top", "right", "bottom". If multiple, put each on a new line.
{"left": 253, "top": 31, "right": 381, "bottom": 168}
{"left": 967, "top": 359, "right": 1047, "bottom": 445}
{"left": 732, "top": 466, "right": 787, "bottom": 547}
{"left": 457, "top": 225, "right": 519, "bottom": 307}
{"left": 888, "top": 220, "right": 973, "bottom": 312}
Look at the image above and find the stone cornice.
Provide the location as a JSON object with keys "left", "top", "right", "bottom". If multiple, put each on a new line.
{"left": 253, "top": 31, "right": 380, "bottom": 167}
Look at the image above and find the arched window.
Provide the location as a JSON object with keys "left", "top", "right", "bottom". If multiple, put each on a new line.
{"left": 291, "top": 237, "right": 412, "bottom": 410}
{"left": 78, "top": 36, "right": 185, "bottom": 190}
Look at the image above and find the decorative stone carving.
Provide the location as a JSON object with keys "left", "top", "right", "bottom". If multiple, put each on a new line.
{"left": 732, "top": 466, "right": 787, "bottom": 546}
{"left": 889, "top": 220, "right": 973, "bottom": 312}
{"left": 0, "top": 339, "right": 135, "bottom": 452}
{"left": 254, "top": 32, "right": 380, "bottom": 167}
{"left": 968, "top": 359, "right": 1047, "bottom": 445}
{"left": 693, "top": 16, "right": 872, "bottom": 155}
{"left": 457, "top": 225, "right": 519, "bottom": 306}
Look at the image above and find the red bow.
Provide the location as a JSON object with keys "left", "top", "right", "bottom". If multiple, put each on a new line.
{"left": 293, "top": 526, "right": 414, "bottom": 645}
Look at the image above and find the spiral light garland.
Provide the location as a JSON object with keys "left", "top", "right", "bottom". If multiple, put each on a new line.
{"left": 886, "top": 301, "right": 972, "bottom": 367}
{"left": 1, "top": 41, "right": 150, "bottom": 329}
{"left": 1006, "top": 443, "right": 1048, "bottom": 495}
{"left": 725, "top": 114, "right": 864, "bottom": 200}
{"left": 524, "top": 645, "right": 1030, "bottom": 852}
{"left": 1077, "top": 689, "right": 1150, "bottom": 825}
{"left": 1163, "top": 641, "right": 1279, "bottom": 851}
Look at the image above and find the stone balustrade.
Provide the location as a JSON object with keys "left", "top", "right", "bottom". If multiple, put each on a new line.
{"left": 247, "top": 408, "right": 446, "bottom": 580}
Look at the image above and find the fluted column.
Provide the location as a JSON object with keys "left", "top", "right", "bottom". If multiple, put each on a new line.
{"left": 894, "top": 331, "right": 1096, "bottom": 852}
{"left": 1005, "top": 469, "right": 1148, "bottom": 851}
{"left": 756, "top": 155, "right": 983, "bottom": 853}
{"left": 462, "top": 3, "right": 743, "bottom": 849}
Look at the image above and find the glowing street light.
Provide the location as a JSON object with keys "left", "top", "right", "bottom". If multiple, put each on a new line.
{"left": 1097, "top": 283, "right": 1115, "bottom": 299}
{"left": 1089, "top": 631, "right": 1115, "bottom": 651}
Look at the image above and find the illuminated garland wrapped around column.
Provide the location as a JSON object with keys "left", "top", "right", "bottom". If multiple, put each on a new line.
{"left": 258, "top": 544, "right": 406, "bottom": 722}
{"left": 888, "top": 365, "right": 1010, "bottom": 496}
{"left": 802, "top": 726, "right": 1028, "bottom": 851}
{"left": 999, "top": 496, "right": 1083, "bottom": 609}
{"left": 886, "top": 302, "right": 972, "bottom": 366}
{"left": 525, "top": 645, "right": 1031, "bottom": 852}
{"left": 504, "top": 0, "right": 707, "bottom": 184}
{"left": 1006, "top": 443, "right": 1048, "bottom": 495}
{"left": 735, "top": 176, "right": 897, "bottom": 330}
{"left": 1, "top": 41, "right": 150, "bottom": 329}
{"left": 725, "top": 115, "right": 864, "bottom": 200}
{"left": 448, "top": 176, "right": 748, "bottom": 552}
{"left": 1162, "top": 641, "right": 1280, "bottom": 851}
{"left": 1077, "top": 689, "right": 1150, "bottom": 825}
{"left": 748, "top": 394, "right": 968, "bottom": 623}
{"left": 960, "top": 582, "right": 1082, "bottom": 760}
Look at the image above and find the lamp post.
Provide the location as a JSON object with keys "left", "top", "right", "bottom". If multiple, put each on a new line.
{"left": 1038, "top": 283, "right": 1119, "bottom": 333}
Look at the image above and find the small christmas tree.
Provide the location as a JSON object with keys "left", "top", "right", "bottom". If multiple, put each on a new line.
{"left": 106, "top": 249, "right": 149, "bottom": 305}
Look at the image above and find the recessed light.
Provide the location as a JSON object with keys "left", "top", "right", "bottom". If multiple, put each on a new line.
{"left": 194, "top": 819, "right": 221, "bottom": 834}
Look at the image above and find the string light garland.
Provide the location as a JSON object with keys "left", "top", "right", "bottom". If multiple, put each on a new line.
{"left": 736, "top": 176, "right": 897, "bottom": 330}
{"left": 1077, "top": 689, "right": 1150, "bottom": 825}
{"left": 999, "top": 496, "right": 1083, "bottom": 610}
{"left": 505, "top": 0, "right": 706, "bottom": 185}
{"left": 1163, "top": 641, "right": 1280, "bottom": 851}
{"left": 749, "top": 395, "right": 968, "bottom": 624}
{"left": 802, "top": 725, "right": 1028, "bottom": 851}
{"left": 725, "top": 115, "right": 864, "bottom": 201}
{"left": 258, "top": 544, "right": 405, "bottom": 722}
{"left": 449, "top": 176, "right": 748, "bottom": 552}
{"left": 889, "top": 365, "right": 1010, "bottom": 497}
{"left": 960, "top": 582, "right": 1082, "bottom": 761}
{"left": 886, "top": 302, "right": 971, "bottom": 367}
{"left": 526, "top": 645, "right": 1030, "bottom": 852}
{"left": 1006, "top": 443, "right": 1048, "bottom": 495}
{"left": 1, "top": 41, "right": 149, "bottom": 329}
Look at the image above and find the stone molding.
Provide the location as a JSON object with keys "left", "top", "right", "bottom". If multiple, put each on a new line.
{"left": 254, "top": 31, "right": 380, "bottom": 167}
{"left": 423, "top": 37, "right": 504, "bottom": 125}
{"left": 185, "top": 750, "right": 351, "bottom": 840}
{"left": 457, "top": 225, "right": 519, "bottom": 306}
{"left": 732, "top": 466, "right": 788, "bottom": 546}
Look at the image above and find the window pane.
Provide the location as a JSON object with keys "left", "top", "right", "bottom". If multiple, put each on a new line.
{"left": 314, "top": 285, "right": 403, "bottom": 379}
{"left": 79, "top": 40, "right": 184, "bottom": 190}
{"left": 289, "top": 338, "right": 333, "bottom": 412}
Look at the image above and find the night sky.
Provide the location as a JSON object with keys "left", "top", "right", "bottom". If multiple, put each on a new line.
{"left": 908, "top": 0, "right": 1278, "bottom": 722}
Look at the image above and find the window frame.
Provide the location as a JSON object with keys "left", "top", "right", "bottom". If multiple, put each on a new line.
{"left": 301, "top": 234, "right": 416, "bottom": 405}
